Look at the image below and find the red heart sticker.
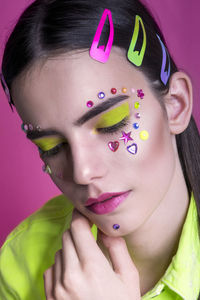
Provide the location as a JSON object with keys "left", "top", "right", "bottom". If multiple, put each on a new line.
{"left": 108, "top": 141, "right": 119, "bottom": 152}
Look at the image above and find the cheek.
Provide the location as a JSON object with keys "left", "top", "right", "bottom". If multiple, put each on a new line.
{"left": 136, "top": 117, "right": 175, "bottom": 192}
{"left": 45, "top": 151, "right": 74, "bottom": 185}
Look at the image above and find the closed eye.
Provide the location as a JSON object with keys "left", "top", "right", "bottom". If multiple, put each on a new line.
{"left": 96, "top": 117, "right": 130, "bottom": 134}
{"left": 39, "top": 142, "right": 68, "bottom": 158}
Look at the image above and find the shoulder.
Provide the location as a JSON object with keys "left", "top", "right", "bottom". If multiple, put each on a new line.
{"left": 3, "top": 194, "right": 74, "bottom": 246}
{"left": 0, "top": 194, "right": 73, "bottom": 300}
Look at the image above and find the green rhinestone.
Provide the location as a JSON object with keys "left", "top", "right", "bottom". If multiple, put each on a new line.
{"left": 134, "top": 102, "right": 140, "bottom": 109}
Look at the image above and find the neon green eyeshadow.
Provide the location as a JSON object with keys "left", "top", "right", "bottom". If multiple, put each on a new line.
{"left": 95, "top": 102, "right": 130, "bottom": 129}
{"left": 32, "top": 137, "right": 67, "bottom": 151}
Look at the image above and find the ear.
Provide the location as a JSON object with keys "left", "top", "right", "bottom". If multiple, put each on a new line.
{"left": 164, "top": 71, "right": 193, "bottom": 134}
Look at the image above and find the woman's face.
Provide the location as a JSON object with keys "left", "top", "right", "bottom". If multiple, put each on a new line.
{"left": 12, "top": 48, "right": 176, "bottom": 236}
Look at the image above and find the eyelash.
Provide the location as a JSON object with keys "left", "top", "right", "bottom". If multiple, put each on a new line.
{"left": 39, "top": 142, "right": 68, "bottom": 159}
{"left": 96, "top": 117, "right": 129, "bottom": 134}
{"left": 39, "top": 117, "right": 129, "bottom": 158}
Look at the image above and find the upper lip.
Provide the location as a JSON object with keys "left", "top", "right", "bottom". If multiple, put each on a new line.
{"left": 85, "top": 191, "right": 130, "bottom": 206}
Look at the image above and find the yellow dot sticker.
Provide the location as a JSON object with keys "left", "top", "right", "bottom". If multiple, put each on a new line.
{"left": 140, "top": 130, "right": 149, "bottom": 140}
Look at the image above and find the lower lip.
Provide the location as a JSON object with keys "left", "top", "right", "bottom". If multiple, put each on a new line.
{"left": 86, "top": 191, "right": 130, "bottom": 215}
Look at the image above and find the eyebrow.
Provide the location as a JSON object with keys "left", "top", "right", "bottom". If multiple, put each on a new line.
{"left": 26, "top": 94, "right": 129, "bottom": 140}
{"left": 74, "top": 95, "right": 129, "bottom": 126}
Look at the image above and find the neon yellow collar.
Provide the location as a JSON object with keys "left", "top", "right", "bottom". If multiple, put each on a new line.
{"left": 142, "top": 193, "right": 200, "bottom": 299}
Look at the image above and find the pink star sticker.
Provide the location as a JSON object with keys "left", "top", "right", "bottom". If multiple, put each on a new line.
{"left": 119, "top": 131, "right": 133, "bottom": 144}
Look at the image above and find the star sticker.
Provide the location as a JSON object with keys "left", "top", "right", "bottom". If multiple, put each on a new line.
{"left": 119, "top": 131, "right": 133, "bottom": 144}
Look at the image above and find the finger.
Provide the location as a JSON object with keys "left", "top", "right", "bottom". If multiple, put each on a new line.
{"left": 99, "top": 232, "right": 139, "bottom": 280}
{"left": 54, "top": 250, "right": 63, "bottom": 285}
{"left": 70, "top": 209, "right": 105, "bottom": 264}
{"left": 62, "top": 229, "right": 80, "bottom": 271}
{"left": 43, "top": 267, "right": 54, "bottom": 299}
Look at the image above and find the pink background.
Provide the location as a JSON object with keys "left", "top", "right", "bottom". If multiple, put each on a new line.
{"left": 0, "top": 0, "right": 200, "bottom": 247}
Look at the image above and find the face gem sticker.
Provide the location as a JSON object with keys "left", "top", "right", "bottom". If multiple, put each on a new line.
{"left": 137, "top": 89, "right": 144, "bottom": 99}
{"left": 108, "top": 141, "right": 119, "bottom": 152}
{"left": 111, "top": 88, "right": 117, "bottom": 94}
{"left": 98, "top": 92, "right": 105, "bottom": 99}
{"left": 133, "top": 123, "right": 139, "bottom": 129}
{"left": 131, "top": 88, "right": 135, "bottom": 94}
{"left": 36, "top": 125, "right": 41, "bottom": 131}
{"left": 119, "top": 131, "right": 133, "bottom": 145}
{"left": 113, "top": 224, "right": 120, "bottom": 230}
{"left": 127, "top": 143, "right": 138, "bottom": 155}
{"left": 135, "top": 112, "right": 141, "bottom": 119}
{"left": 140, "top": 130, "right": 149, "bottom": 140}
{"left": 87, "top": 101, "right": 94, "bottom": 108}
{"left": 122, "top": 87, "right": 127, "bottom": 93}
{"left": 28, "top": 124, "right": 34, "bottom": 131}
{"left": 134, "top": 102, "right": 140, "bottom": 109}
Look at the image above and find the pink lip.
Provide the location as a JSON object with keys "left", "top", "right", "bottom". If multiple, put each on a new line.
{"left": 85, "top": 191, "right": 131, "bottom": 215}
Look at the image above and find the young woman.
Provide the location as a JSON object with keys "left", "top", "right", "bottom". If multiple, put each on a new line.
{"left": 0, "top": 0, "right": 200, "bottom": 299}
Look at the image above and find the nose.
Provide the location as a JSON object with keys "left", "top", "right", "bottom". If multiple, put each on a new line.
{"left": 71, "top": 138, "right": 107, "bottom": 185}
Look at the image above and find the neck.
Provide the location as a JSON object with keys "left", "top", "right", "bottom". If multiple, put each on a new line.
{"left": 98, "top": 159, "right": 190, "bottom": 296}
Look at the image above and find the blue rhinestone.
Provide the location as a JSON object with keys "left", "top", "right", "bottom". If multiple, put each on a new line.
{"left": 113, "top": 224, "right": 120, "bottom": 230}
{"left": 133, "top": 123, "right": 139, "bottom": 129}
{"left": 98, "top": 92, "right": 105, "bottom": 99}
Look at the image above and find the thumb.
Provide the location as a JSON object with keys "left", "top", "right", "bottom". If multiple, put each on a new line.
{"left": 99, "top": 231, "right": 139, "bottom": 280}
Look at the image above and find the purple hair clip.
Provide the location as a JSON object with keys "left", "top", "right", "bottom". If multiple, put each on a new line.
{"left": 156, "top": 34, "right": 171, "bottom": 85}
{"left": 89, "top": 9, "right": 114, "bottom": 63}
{"left": 0, "top": 72, "right": 14, "bottom": 111}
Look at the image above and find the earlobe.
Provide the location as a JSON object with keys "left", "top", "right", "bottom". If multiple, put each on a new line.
{"left": 165, "top": 72, "right": 193, "bottom": 134}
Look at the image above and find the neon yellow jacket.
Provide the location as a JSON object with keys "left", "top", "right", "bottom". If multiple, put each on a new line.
{"left": 0, "top": 194, "right": 200, "bottom": 300}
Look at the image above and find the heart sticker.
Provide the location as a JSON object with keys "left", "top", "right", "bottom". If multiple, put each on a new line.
{"left": 108, "top": 141, "right": 119, "bottom": 152}
{"left": 127, "top": 143, "right": 138, "bottom": 155}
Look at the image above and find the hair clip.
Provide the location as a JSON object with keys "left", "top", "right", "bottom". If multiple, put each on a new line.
{"left": 156, "top": 34, "right": 171, "bottom": 85}
{"left": 89, "top": 9, "right": 114, "bottom": 63}
{"left": 0, "top": 72, "right": 14, "bottom": 112}
{"left": 127, "top": 15, "right": 147, "bottom": 67}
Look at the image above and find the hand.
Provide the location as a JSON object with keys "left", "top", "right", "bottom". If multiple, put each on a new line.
{"left": 44, "top": 210, "right": 141, "bottom": 300}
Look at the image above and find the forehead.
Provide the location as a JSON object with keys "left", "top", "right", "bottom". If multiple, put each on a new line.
{"left": 12, "top": 47, "right": 149, "bottom": 125}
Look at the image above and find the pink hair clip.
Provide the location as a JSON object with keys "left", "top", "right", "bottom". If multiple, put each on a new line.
{"left": 0, "top": 72, "right": 14, "bottom": 111}
{"left": 89, "top": 9, "right": 114, "bottom": 63}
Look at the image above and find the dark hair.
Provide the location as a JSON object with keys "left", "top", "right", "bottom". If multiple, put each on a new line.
{"left": 1, "top": 0, "right": 200, "bottom": 261}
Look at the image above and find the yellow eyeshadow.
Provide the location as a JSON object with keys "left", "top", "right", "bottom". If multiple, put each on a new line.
{"left": 33, "top": 137, "right": 67, "bottom": 151}
{"left": 95, "top": 102, "right": 130, "bottom": 128}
